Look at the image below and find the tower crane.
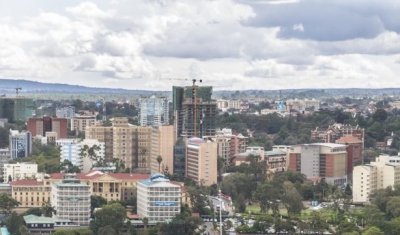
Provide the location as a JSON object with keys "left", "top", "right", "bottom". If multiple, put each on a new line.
{"left": 168, "top": 78, "right": 202, "bottom": 137}
{"left": 15, "top": 87, "right": 22, "bottom": 96}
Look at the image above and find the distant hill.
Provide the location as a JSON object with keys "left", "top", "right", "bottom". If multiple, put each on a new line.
{"left": 0, "top": 78, "right": 158, "bottom": 95}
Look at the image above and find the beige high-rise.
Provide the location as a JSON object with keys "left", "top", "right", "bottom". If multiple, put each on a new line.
{"left": 151, "top": 125, "right": 175, "bottom": 174}
{"left": 186, "top": 138, "right": 218, "bottom": 186}
{"left": 86, "top": 118, "right": 152, "bottom": 173}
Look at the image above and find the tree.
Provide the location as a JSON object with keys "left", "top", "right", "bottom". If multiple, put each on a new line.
{"left": 372, "top": 109, "right": 388, "bottom": 123}
{"left": 363, "top": 226, "right": 384, "bottom": 235}
{"left": 19, "top": 225, "right": 29, "bottom": 235}
{"left": 92, "top": 203, "right": 126, "bottom": 234}
{"left": 282, "top": 182, "right": 304, "bottom": 216}
{"left": 0, "top": 192, "right": 20, "bottom": 214}
{"left": 42, "top": 201, "right": 56, "bottom": 217}
{"left": 98, "top": 225, "right": 117, "bottom": 235}
{"left": 91, "top": 195, "right": 107, "bottom": 214}
{"left": 22, "top": 207, "right": 42, "bottom": 216}
{"left": 157, "top": 155, "right": 163, "bottom": 173}
{"left": 5, "top": 212, "right": 24, "bottom": 235}
{"left": 386, "top": 196, "right": 400, "bottom": 219}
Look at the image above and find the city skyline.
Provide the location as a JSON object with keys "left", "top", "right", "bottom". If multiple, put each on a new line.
{"left": 1, "top": 0, "right": 400, "bottom": 91}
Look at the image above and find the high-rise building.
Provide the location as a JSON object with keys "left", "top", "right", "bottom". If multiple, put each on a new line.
{"left": 138, "top": 96, "right": 169, "bottom": 127}
{"left": 9, "top": 130, "right": 32, "bottom": 159}
{"left": 137, "top": 174, "right": 181, "bottom": 221}
{"left": 56, "top": 106, "right": 76, "bottom": 119}
{"left": 173, "top": 140, "right": 186, "bottom": 176}
{"left": 27, "top": 117, "right": 68, "bottom": 138}
{"left": 288, "top": 143, "right": 348, "bottom": 185}
{"left": 85, "top": 118, "right": 152, "bottom": 173}
{"left": 51, "top": 174, "right": 91, "bottom": 226}
{"left": 150, "top": 125, "right": 174, "bottom": 174}
{"left": 185, "top": 138, "right": 218, "bottom": 186}
{"left": 70, "top": 115, "right": 96, "bottom": 133}
{"left": 172, "top": 86, "right": 217, "bottom": 139}
{"left": 0, "top": 96, "right": 34, "bottom": 122}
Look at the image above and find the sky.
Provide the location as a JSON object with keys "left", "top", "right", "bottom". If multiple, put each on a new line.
{"left": 1, "top": 0, "right": 400, "bottom": 91}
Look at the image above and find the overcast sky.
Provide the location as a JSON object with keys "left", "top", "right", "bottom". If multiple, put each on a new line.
{"left": 1, "top": 0, "right": 400, "bottom": 91}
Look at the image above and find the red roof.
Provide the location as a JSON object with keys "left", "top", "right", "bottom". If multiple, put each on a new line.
{"left": 126, "top": 214, "right": 140, "bottom": 219}
{"left": 170, "top": 181, "right": 187, "bottom": 192}
{"left": 336, "top": 136, "right": 362, "bottom": 143}
{"left": 10, "top": 180, "right": 44, "bottom": 186}
{"left": 50, "top": 172, "right": 150, "bottom": 181}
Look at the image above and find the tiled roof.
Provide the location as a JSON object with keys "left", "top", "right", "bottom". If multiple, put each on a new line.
{"left": 109, "top": 173, "right": 150, "bottom": 180}
{"left": 50, "top": 172, "right": 149, "bottom": 181}
{"left": 10, "top": 180, "right": 44, "bottom": 186}
{"left": 336, "top": 136, "right": 362, "bottom": 143}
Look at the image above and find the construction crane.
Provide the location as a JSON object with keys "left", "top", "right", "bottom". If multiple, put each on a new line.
{"left": 168, "top": 78, "right": 202, "bottom": 137}
{"left": 15, "top": 87, "right": 22, "bottom": 96}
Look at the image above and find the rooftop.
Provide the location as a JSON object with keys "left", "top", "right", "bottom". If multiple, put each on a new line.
{"left": 265, "top": 150, "right": 286, "bottom": 156}
{"left": 336, "top": 136, "right": 362, "bottom": 143}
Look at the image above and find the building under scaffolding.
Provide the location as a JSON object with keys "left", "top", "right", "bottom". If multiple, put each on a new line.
{"left": 172, "top": 86, "right": 217, "bottom": 139}
{"left": 0, "top": 96, "right": 34, "bottom": 122}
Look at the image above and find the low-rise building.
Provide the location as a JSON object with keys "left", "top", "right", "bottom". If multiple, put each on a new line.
{"left": 23, "top": 215, "right": 78, "bottom": 234}
{"left": 3, "top": 162, "right": 38, "bottom": 183}
{"left": 137, "top": 174, "right": 181, "bottom": 221}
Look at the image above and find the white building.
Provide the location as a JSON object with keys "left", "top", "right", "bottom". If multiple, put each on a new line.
{"left": 138, "top": 96, "right": 169, "bottom": 127}
{"left": 57, "top": 139, "right": 105, "bottom": 173}
{"left": 3, "top": 162, "right": 38, "bottom": 183}
{"left": 137, "top": 174, "right": 181, "bottom": 222}
{"left": 9, "top": 130, "right": 32, "bottom": 159}
{"left": 0, "top": 149, "right": 10, "bottom": 177}
{"left": 56, "top": 106, "right": 76, "bottom": 119}
{"left": 353, "top": 155, "right": 400, "bottom": 203}
{"left": 51, "top": 174, "right": 90, "bottom": 226}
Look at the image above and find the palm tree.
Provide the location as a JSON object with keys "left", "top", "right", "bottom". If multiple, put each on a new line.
{"left": 156, "top": 155, "right": 163, "bottom": 173}
{"left": 142, "top": 217, "right": 149, "bottom": 233}
{"left": 41, "top": 201, "right": 56, "bottom": 217}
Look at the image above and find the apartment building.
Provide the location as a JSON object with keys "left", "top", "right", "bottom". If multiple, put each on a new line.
{"left": 85, "top": 118, "right": 152, "bottom": 173}
{"left": 0, "top": 149, "right": 10, "bottom": 176}
{"left": 27, "top": 117, "right": 68, "bottom": 138}
{"left": 203, "top": 131, "right": 248, "bottom": 166}
{"left": 51, "top": 174, "right": 91, "bottom": 226}
{"left": 265, "top": 150, "right": 287, "bottom": 172}
{"left": 9, "top": 130, "right": 32, "bottom": 159}
{"left": 288, "top": 143, "right": 348, "bottom": 185}
{"left": 57, "top": 139, "right": 105, "bottom": 173}
{"left": 352, "top": 155, "right": 400, "bottom": 203}
{"left": 56, "top": 106, "right": 76, "bottom": 119}
{"left": 70, "top": 116, "right": 96, "bottom": 133}
{"left": 137, "top": 174, "right": 181, "bottom": 221}
{"left": 3, "top": 162, "right": 38, "bottom": 183}
{"left": 186, "top": 138, "right": 218, "bottom": 186}
{"left": 150, "top": 125, "right": 174, "bottom": 174}
{"left": 286, "top": 98, "right": 320, "bottom": 111}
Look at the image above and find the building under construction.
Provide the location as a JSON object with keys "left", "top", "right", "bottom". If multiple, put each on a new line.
{"left": 0, "top": 96, "right": 34, "bottom": 122}
{"left": 172, "top": 86, "right": 217, "bottom": 139}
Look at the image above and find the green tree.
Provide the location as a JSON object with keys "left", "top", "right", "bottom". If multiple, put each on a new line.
{"left": 363, "top": 226, "right": 384, "bottom": 235}
{"left": 41, "top": 201, "right": 55, "bottom": 217}
{"left": 157, "top": 155, "right": 163, "bottom": 173}
{"left": 98, "top": 225, "right": 117, "bottom": 235}
{"left": 386, "top": 196, "right": 400, "bottom": 219}
{"left": 22, "top": 207, "right": 42, "bottom": 216}
{"left": 5, "top": 212, "right": 24, "bottom": 235}
{"left": 19, "top": 225, "right": 29, "bottom": 235}
{"left": 372, "top": 109, "right": 388, "bottom": 122}
{"left": 142, "top": 217, "right": 149, "bottom": 234}
{"left": 92, "top": 203, "right": 126, "bottom": 234}
{"left": 282, "top": 182, "right": 304, "bottom": 216}
{"left": 0, "top": 192, "right": 20, "bottom": 214}
{"left": 90, "top": 195, "right": 107, "bottom": 214}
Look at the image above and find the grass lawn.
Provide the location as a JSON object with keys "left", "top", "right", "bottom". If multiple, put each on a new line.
{"left": 245, "top": 205, "right": 288, "bottom": 216}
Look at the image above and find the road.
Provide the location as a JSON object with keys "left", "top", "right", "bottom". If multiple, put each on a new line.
{"left": 208, "top": 195, "right": 234, "bottom": 216}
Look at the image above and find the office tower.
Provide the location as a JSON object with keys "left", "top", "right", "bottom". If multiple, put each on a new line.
{"left": 288, "top": 143, "right": 348, "bottom": 185}
{"left": 172, "top": 86, "right": 217, "bottom": 139}
{"left": 51, "top": 174, "right": 91, "bottom": 226}
{"left": 173, "top": 140, "right": 186, "bottom": 176}
{"left": 86, "top": 118, "right": 152, "bottom": 173}
{"left": 0, "top": 96, "right": 34, "bottom": 122}
{"left": 186, "top": 138, "right": 218, "bottom": 186}
{"left": 137, "top": 174, "right": 181, "bottom": 221}
{"left": 27, "top": 117, "right": 68, "bottom": 138}
{"left": 150, "top": 125, "right": 174, "bottom": 174}
{"left": 9, "top": 130, "right": 32, "bottom": 159}
{"left": 138, "top": 96, "right": 169, "bottom": 127}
